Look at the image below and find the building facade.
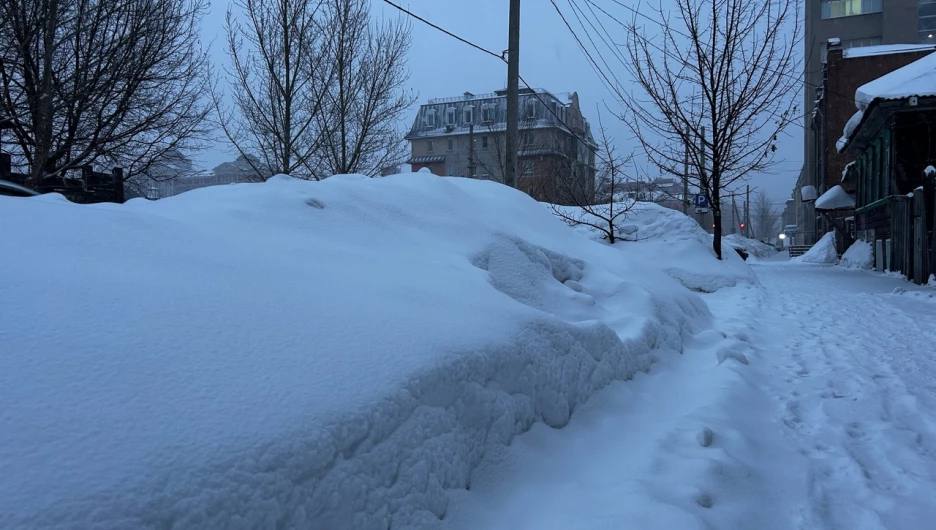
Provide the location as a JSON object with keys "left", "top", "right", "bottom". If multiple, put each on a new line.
{"left": 801, "top": 0, "right": 929, "bottom": 243}
{"left": 811, "top": 41, "right": 935, "bottom": 248}
{"left": 405, "top": 88, "right": 597, "bottom": 205}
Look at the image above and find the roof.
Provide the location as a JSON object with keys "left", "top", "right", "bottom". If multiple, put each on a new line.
{"left": 843, "top": 44, "right": 936, "bottom": 59}
{"left": 407, "top": 155, "right": 445, "bottom": 164}
{"left": 815, "top": 185, "right": 855, "bottom": 211}
{"left": 856, "top": 51, "right": 936, "bottom": 108}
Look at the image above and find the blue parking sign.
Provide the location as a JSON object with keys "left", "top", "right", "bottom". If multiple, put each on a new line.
{"left": 694, "top": 194, "right": 708, "bottom": 207}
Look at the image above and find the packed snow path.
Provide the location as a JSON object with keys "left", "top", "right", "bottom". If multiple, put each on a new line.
{"left": 443, "top": 261, "right": 936, "bottom": 530}
{"left": 756, "top": 262, "right": 936, "bottom": 529}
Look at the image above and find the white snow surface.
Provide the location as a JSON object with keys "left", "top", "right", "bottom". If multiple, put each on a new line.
{"left": 839, "top": 240, "right": 874, "bottom": 270}
{"left": 552, "top": 201, "right": 757, "bottom": 293}
{"left": 722, "top": 234, "right": 776, "bottom": 259}
{"left": 856, "top": 50, "right": 936, "bottom": 109}
{"left": 0, "top": 173, "right": 718, "bottom": 529}
{"left": 843, "top": 43, "right": 936, "bottom": 59}
{"left": 794, "top": 232, "right": 839, "bottom": 264}
{"left": 838, "top": 110, "right": 865, "bottom": 151}
{"left": 443, "top": 260, "right": 936, "bottom": 530}
{"left": 815, "top": 185, "right": 856, "bottom": 210}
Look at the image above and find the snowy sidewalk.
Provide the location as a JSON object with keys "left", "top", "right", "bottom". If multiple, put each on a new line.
{"left": 442, "top": 261, "right": 936, "bottom": 530}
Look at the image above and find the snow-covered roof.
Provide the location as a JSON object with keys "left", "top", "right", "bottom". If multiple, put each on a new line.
{"left": 815, "top": 185, "right": 855, "bottom": 210}
{"left": 844, "top": 44, "right": 936, "bottom": 59}
{"left": 856, "top": 51, "right": 936, "bottom": 109}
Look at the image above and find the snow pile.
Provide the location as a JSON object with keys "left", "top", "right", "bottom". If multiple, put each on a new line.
{"left": 552, "top": 202, "right": 757, "bottom": 293}
{"left": 794, "top": 232, "right": 839, "bottom": 264}
{"left": 0, "top": 173, "right": 712, "bottom": 529}
{"left": 815, "top": 185, "right": 856, "bottom": 210}
{"left": 838, "top": 239, "right": 874, "bottom": 269}
{"left": 723, "top": 233, "right": 777, "bottom": 259}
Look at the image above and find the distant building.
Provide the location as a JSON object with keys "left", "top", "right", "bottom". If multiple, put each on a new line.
{"left": 405, "top": 88, "right": 597, "bottom": 205}
{"left": 130, "top": 153, "right": 269, "bottom": 200}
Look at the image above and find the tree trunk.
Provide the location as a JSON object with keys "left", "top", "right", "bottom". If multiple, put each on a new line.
{"left": 712, "top": 210, "right": 723, "bottom": 260}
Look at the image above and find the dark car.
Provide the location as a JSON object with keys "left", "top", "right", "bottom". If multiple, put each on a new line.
{"left": 0, "top": 179, "right": 39, "bottom": 198}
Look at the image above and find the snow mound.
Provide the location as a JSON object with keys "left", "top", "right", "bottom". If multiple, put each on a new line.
{"left": 794, "top": 232, "right": 839, "bottom": 264}
{"left": 552, "top": 202, "right": 757, "bottom": 293}
{"left": 0, "top": 173, "right": 712, "bottom": 529}
{"left": 815, "top": 185, "right": 855, "bottom": 210}
{"left": 723, "top": 234, "right": 776, "bottom": 259}
{"left": 839, "top": 240, "right": 874, "bottom": 269}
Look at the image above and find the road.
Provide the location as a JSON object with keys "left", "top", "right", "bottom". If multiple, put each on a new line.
{"left": 442, "top": 260, "right": 936, "bottom": 530}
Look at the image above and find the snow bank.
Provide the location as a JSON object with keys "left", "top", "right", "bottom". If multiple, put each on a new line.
{"left": 839, "top": 240, "right": 874, "bottom": 270}
{"left": 815, "top": 185, "right": 856, "bottom": 210}
{"left": 0, "top": 173, "right": 712, "bottom": 529}
{"left": 552, "top": 202, "right": 757, "bottom": 293}
{"left": 794, "top": 232, "right": 839, "bottom": 264}
{"left": 723, "top": 234, "right": 777, "bottom": 259}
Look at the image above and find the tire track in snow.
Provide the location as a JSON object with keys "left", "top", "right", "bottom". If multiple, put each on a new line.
{"left": 753, "top": 263, "right": 936, "bottom": 530}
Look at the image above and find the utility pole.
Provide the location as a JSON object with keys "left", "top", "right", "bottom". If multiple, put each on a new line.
{"left": 683, "top": 127, "right": 689, "bottom": 215}
{"left": 504, "top": 0, "right": 520, "bottom": 189}
{"left": 745, "top": 184, "right": 751, "bottom": 238}
{"left": 731, "top": 194, "right": 737, "bottom": 234}
{"left": 468, "top": 122, "right": 475, "bottom": 178}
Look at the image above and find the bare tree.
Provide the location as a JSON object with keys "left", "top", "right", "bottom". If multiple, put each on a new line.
{"left": 546, "top": 122, "right": 636, "bottom": 244}
{"left": 215, "top": 0, "right": 334, "bottom": 181}
{"left": 315, "top": 0, "right": 414, "bottom": 176}
{"left": 0, "top": 0, "right": 212, "bottom": 186}
{"left": 752, "top": 190, "right": 779, "bottom": 241}
{"left": 553, "top": 0, "right": 799, "bottom": 257}
{"left": 621, "top": 0, "right": 801, "bottom": 258}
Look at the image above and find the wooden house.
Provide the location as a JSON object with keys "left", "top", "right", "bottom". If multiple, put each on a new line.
{"left": 838, "top": 52, "right": 936, "bottom": 284}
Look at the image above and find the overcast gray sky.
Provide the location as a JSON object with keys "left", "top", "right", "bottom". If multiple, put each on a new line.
{"left": 200, "top": 0, "right": 802, "bottom": 204}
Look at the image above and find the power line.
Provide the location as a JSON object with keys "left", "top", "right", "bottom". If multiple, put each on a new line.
{"left": 379, "top": 0, "right": 505, "bottom": 61}
{"left": 380, "top": 0, "right": 612, "bottom": 166}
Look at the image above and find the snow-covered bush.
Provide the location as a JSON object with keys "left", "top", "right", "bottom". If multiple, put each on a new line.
{"left": 838, "top": 240, "right": 873, "bottom": 270}
{"left": 794, "top": 232, "right": 838, "bottom": 264}
{"left": 552, "top": 201, "right": 757, "bottom": 293}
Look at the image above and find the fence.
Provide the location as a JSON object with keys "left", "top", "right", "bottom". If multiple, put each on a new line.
{"left": 0, "top": 152, "right": 124, "bottom": 204}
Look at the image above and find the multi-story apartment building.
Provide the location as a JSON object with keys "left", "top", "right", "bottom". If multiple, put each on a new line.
{"left": 405, "top": 88, "right": 597, "bottom": 205}
{"left": 800, "top": 0, "right": 933, "bottom": 243}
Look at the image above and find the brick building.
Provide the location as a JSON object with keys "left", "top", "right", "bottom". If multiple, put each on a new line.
{"left": 405, "top": 88, "right": 597, "bottom": 205}
{"left": 811, "top": 41, "right": 935, "bottom": 247}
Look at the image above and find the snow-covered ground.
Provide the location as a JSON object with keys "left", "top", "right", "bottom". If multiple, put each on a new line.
{"left": 0, "top": 174, "right": 740, "bottom": 529}
{"left": 443, "top": 258, "right": 936, "bottom": 530}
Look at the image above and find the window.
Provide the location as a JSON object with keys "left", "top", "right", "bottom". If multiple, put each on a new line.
{"left": 521, "top": 160, "right": 534, "bottom": 176}
{"left": 464, "top": 106, "right": 473, "bottom": 124}
{"left": 427, "top": 140, "right": 434, "bottom": 153}
{"left": 482, "top": 136, "right": 489, "bottom": 149}
{"left": 523, "top": 132, "right": 533, "bottom": 146}
{"left": 446, "top": 162, "right": 457, "bottom": 176}
{"left": 445, "top": 107, "right": 456, "bottom": 125}
{"left": 920, "top": 1, "right": 936, "bottom": 42}
{"left": 821, "top": 0, "right": 882, "bottom": 19}
{"left": 447, "top": 138, "right": 454, "bottom": 151}
{"left": 482, "top": 104, "right": 495, "bottom": 123}
{"left": 525, "top": 99, "right": 535, "bottom": 119}
{"left": 425, "top": 109, "right": 436, "bottom": 128}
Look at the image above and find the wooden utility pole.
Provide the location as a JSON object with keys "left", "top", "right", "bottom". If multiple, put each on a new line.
{"left": 683, "top": 127, "right": 689, "bottom": 215}
{"left": 505, "top": 0, "right": 520, "bottom": 188}
{"left": 745, "top": 184, "right": 751, "bottom": 238}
